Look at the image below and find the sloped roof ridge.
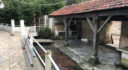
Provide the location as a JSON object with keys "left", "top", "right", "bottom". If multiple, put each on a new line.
{"left": 50, "top": 0, "right": 128, "bottom": 16}
{"left": 50, "top": 0, "right": 93, "bottom": 15}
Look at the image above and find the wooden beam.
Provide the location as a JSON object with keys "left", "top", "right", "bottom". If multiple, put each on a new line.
{"left": 64, "top": 18, "right": 69, "bottom": 42}
{"left": 63, "top": 18, "right": 67, "bottom": 27}
{"left": 92, "top": 16, "right": 100, "bottom": 63}
{"left": 93, "top": 17, "right": 95, "bottom": 24}
{"left": 99, "top": 9, "right": 128, "bottom": 16}
{"left": 68, "top": 18, "right": 72, "bottom": 28}
{"left": 98, "top": 16, "right": 112, "bottom": 33}
{"left": 86, "top": 16, "right": 94, "bottom": 32}
{"left": 51, "top": 8, "right": 128, "bottom": 18}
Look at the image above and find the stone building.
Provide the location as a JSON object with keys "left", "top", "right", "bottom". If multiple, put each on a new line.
{"left": 50, "top": 0, "right": 128, "bottom": 67}
{"left": 52, "top": 17, "right": 121, "bottom": 47}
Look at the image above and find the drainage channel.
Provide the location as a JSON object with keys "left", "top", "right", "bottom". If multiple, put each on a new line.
{"left": 34, "top": 44, "right": 83, "bottom": 70}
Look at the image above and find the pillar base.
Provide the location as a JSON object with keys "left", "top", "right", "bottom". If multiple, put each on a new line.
{"left": 89, "top": 56, "right": 100, "bottom": 65}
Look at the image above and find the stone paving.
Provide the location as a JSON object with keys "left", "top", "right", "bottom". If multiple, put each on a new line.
{"left": 54, "top": 40, "right": 128, "bottom": 70}
{"left": 0, "top": 31, "right": 28, "bottom": 70}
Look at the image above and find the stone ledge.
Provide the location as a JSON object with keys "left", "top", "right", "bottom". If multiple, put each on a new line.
{"left": 117, "top": 48, "right": 128, "bottom": 53}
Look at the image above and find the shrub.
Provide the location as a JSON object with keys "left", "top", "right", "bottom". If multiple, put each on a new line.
{"left": 38, "top": 27, "right": 54, "bottom": 39}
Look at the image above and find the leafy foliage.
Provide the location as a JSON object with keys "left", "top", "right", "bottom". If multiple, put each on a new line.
{"left": 1, "top": 0, "right": 65, "bottom": 25}
{"left": 0, "top": 0, "right": 89, "bottom": 25}
{"left": 66, "top": 0, "right": 89, "bottom": 5}
{"left": 38, "top": 27, "right": 54, "bottom": 39}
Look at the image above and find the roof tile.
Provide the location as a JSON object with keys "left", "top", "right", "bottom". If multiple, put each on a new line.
{"left": 50, "top": 0, "right": 128, "bottom": 16}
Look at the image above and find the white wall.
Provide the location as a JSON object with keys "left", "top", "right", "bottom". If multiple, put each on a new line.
{"left": 15, "top": 26, "right": 37, "bottom": 36}
{"left": 0, "top": 23, "right": 37, "bottom": 36}
{"left": 0, "top": 24, "right": 11, "bottom": 32}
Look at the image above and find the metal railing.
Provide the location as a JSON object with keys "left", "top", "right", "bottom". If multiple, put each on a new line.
{"left": 24, "top": 35, "right": 60, "bottom": 70}
{"left": 33, "top": 38, "right": 60, "bottom": 70}
{"left": 22, "top": 38, "right": 34, "bottom": 66}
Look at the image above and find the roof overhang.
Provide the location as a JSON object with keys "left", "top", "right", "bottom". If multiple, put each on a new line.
{"left": 50, "top": 0, "right": 128, "bottom": 18}
{"left": 50, "top": 8, "right": 128, "bottom": 18}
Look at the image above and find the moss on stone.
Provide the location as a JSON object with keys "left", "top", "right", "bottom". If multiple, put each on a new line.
{"left": 121, "top": 57, "right": 128, "bottom": 67}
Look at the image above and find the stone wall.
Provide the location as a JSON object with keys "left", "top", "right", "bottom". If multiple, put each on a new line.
{"left": 107, "top": 21, "right": 121, "bottom": 45}
{"left": 53, "top": 18, "right": 65, "bottom": 36}
{"left": 54, "top": 24, "right": 65, "bottom": 31}
{"left": 81, "top": 21, "right": 93, "bottom": 41}
{"left": 53, "top": 17, "right": 121, "bottom": 45}
{"left": 0, "top": 24, "right": 11, "bottom": 32}
{"left": 81, "top": 21, "right": 108, "bottom": 43}
{"left": 120, "top": 21, "right": 128, "bottom": 48}
{"left": 81, "top": 21, "right": 121, "bottom": 44}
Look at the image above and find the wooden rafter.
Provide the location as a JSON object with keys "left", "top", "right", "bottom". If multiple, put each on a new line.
{"left": 98, "top": 16, "right": 112, "bottom": 33}
{"left": 68, "top": 18, "right": 72, "bottom": 28}
{"left": 86, "top": 16, "right": 94, "bottom": 32}
{"left": 63, "top": 18, "right": 72, "bottom": 27}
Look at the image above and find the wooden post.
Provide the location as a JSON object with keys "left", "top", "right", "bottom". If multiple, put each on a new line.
{"left": 92, "top": 16, "right": 100, "bottom": 64}
{"left": 64, "top": 20, "right": 69, "bottom": 43}
{"left": 64, "top": 18, "right": 72, "bottom": 45}
{"left": 45, "top": 50, "right": 52, "bottom": 70}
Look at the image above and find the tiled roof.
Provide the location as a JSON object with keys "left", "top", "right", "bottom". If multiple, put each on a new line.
{"left": 50, "top": 0, "right": 128, "bottom": 16}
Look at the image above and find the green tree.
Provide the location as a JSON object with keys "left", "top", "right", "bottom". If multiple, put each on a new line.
{"left": 0, "top": 0, "right": 89, "bottom": 25}
{"left": 66, "top": 0, "right": 89, "bottom": 5}
{"left": 1, "top": 0, "right": 65, "bottom": 25}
